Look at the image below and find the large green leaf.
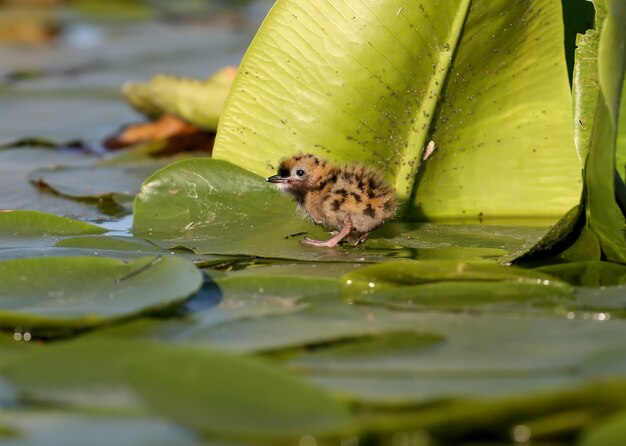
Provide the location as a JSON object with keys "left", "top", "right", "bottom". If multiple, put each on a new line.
{"left": 213, "top": 0, "right": 580, "bottom": 221}
{"left": 0, "top": 256, "right": 202, "bottom": 335}
{"left": 133, "top": 158, "right": 552, "bottom": 261}
{"left": 581, "top": 0, "right": 626, "bottom": 263}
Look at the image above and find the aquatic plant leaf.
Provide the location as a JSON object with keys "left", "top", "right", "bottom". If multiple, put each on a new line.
{"left": 339, "top": 260, "right": 572, "bottom": 312}
{"left": 341, "top": 260, "right": 571, "bottom": 289}
{"left": 1, "top": 337, "right": 355, "bottom": 441}
{"left": 213, "top": 0, "right": 580, "bottom": 221}
{"left": 133, "top": 158, "right": 555, "bottom": 262}
{"left": 130, "top": 346, "right": 355, "bottom": 442}
{"left": 0, "top": 210, "right": 106, "bottom": 248}
{"left": 29, "top": 162, "right": 171, "bottom": 200}
{"left": 0, "top": 255, "right": 202, "bottom": 336}
{"left": 579, "top": 0, "right": 626, "bottom": 263}
{"left": 578, "top": 411, "right": 626, "bottom": 446}
{"left": 0, "top": 409, "right": 205, "bottom": 446}
{"left": 122, "top": 66, "right": 237, "bottom": 130}
{"left": 0, "top": 337, "right": 162, "bottom": 408}
{"left": 536, "top": 261, "right": 626, "bottom": 287}
{"left": 0, "top": 148, "right": 104, "bottom": 219}
{"left": 94, "top": 272, "right": 340, "bottom": 344}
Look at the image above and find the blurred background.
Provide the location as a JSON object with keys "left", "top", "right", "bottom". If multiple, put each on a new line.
{"left": 0, "top": 0, "right": 274, "bottom": 142}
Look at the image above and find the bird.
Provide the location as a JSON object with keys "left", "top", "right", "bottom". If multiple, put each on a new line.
{"left": 266, "top": 153, "right": 397, "bottom": 247}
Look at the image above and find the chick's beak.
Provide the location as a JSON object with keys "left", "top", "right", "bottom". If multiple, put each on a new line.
{"left": 266, "top": 175, "right": 288, "bottom": 183}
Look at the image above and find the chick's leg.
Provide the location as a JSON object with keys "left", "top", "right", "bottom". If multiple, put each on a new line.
{"left": 302, "top": 219, "right": 353, "bottom": 248}
{"left": 356, "top": 232, "right": 369, "bottom": 244}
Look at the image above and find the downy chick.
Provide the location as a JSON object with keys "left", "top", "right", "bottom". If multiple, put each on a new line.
{"left": 267, "top": 153, "right": 397, "bottom": 247}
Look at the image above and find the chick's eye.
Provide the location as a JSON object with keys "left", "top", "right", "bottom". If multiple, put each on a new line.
{"left": 296, "top": 169, "right": 306, "bottom": 177}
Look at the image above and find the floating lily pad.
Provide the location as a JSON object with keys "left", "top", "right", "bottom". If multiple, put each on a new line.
{"left": 536, "top": 261, "right": 626, "bottom": 287}
{"left": 29, "top": 162, "right": 171, "bottom": 201}
{"left": 130, "top": 345, "right": 355, "bottom": 442}
{"left": 339, "top": 260, "right": 573, "bottom": 312}
{"left": 1, "top": 337, "right": 355, "bottom": 442}
{"left": 54, "top": 235, "right": 162, "bottom": 252}
{"left": 342, "top": 260, "right": 570, "bottom": 286}
{"left": 133, "top": 158, "right": 387, "bottom": 262}
{"left": 0, "top": 148, "right": 105, "bottom": 219}
{"left": 134, "top": 158, "right": 553, "bottom": 262}
{"left": 0, "top": 255, "right": 202, "bottom": 336}
{"left": 97, "top": 273, "right": 340, "bottom": 344}
{"left": 1, "top": 337, "right": 164, "bottom": 408}
{"left": 286, "top": 308, "right": 626, "bottom": 406}
{"left": 368, "top": 222, "right": 550, "bottom": 260}
{"left": 0, "top": 409, "right": 205, "bottom": 446}
{"left": 0, "top": 210, "right": 106, "bottom": 248}
{"left": 578, "top": 411, "right": 626, "bottom": 446}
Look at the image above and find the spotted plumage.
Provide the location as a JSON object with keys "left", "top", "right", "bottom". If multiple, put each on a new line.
{"left": 266, "top": 153, "right": 397, "bottom": 247}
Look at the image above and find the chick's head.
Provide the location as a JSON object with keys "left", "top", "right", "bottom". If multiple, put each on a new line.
{"left": 266, "top": 153, "right": 328, "bottom": 194}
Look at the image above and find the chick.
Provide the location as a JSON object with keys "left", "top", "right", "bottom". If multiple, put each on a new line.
{"left": 267, "top": 153, "right": 397, "bottom": 247}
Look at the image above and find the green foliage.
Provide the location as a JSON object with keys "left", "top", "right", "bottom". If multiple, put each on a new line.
{"left": 213, "top": 0, "right": 581, "bottom": 221}
{"left": 0, "top": 256, "right": 202, "bottom": 336}
{"left": 122, "top": 67, "right": 236, "bottom": 130}
{"left": 2, "top": 0, "right": 626, "bottom": 444}
{"left": 573, "top": 0, "right": 626, "bottom": 263}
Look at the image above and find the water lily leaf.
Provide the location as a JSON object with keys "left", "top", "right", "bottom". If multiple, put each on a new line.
{"left": 130, "top": 346, "right": 355, "bottom": 442}
{"left": 122, "top": 66, "right": 237, "bottom": 130}
{"left": 0, "top": 210, "right": 106, "bottom": 248}
{"left": 213, "top": 0, "right": 581, "bottom": 221}
{"left": 1, "top": 337, "right": 355, "bottom": 442}
{"left": 573, "top": 19, "right": 601, "bottom": 161}
{"left": 0, "top": 247, "right": 171, "bottom": 263}
{"left": 370, "top": 222, "right": 548, "bottom": 259}
{"left": 54, "top": 235, "right": 162, "bottom": 252}
{"left": 356, "top": 380, "right": 626, "bottom": 443}
{"left": 95, "top": 273, "right": 339, "bottom": 344}
{"left": 0, "top": 148, "right": 105, "bottom": 219}
{"left": 558, "top": 226, "right": 602, "bottom": 263}
{"left": 1, "top": 337, "right": 162, "bottom": 408}
{"left": 578, "top": 411, "right": 626, "bottom": 446}
{"left": 579, "top": 0, "right": 626, "bottom": 263}
{"left": 572, "top": 285, "right": 626, "bottom": 316}
{"left": 285, "top": 308, "right": 626, "bottom": 406}
{"left": 29, "top": 162, "right": 171, "bottom": 201}
{"left": 340, "top": 261, "right": 572, "bottom": 311}
{"left": 536, "top": 261, "right": 626, "bottom": 287}
{"left": 0, "top": 409, "right": 205, "bottom": 446}
{"left": 133, "top": 158, "right": 556, "bottom": 262}
{"left": 351, "top": 281, "right": 572, "bottom": 312}
{"left": 0, "top": 255, "right": 202, "bottom": 336}
{"left": 133, "top": 158, "right": 398, "bottom": 262}
{"left": 341, "top": 260, "right": 572, "bottom": 291}
{"left": 221, "top": 262, "right": 365, "bottom": 279}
